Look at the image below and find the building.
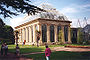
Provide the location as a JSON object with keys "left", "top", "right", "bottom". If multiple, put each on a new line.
{"left": 83, "top": 24, "right": 90, "bottom": 41}
{"left": 15, "top": 4, "right": 72, "bottom": 45}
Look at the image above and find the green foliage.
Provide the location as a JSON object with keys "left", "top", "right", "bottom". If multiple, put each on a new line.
{"left": 77, "top": 28, "right": 84, "bottom": 44}
{"left": 0, "top": 19, "right": 14, "bottom": 44}
{"left": 58, "top": 30, "right": 64, "bottom": 44}
{"left": 0, "top": 0, "right": 45, "bottom": 19}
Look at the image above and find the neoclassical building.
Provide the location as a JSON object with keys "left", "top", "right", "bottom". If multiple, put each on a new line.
{"left": 15, "top": 4, "right": 72, "bottom": 45}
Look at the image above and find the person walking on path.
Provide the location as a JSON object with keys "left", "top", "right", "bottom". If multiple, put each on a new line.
{"left": 1, "top": 43, "right": 5, "bottom": 55}
{"left": 45, "top": 45, "right": 51, "bottom": 60}
{"left": 4, "top": 43, "right": 8, "bottom": 56}
{"left": 16, "top": 44, "right": 20, "bottom": 56}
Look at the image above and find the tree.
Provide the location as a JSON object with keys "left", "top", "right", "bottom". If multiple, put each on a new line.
{"left": 36, "top": 30, "right": 41, "bottom": 47}
{"left": 0, "top": 18, "right": 5, "bottom": 27}
{"left": 0, "top": 0, "right": 45, "bottom": 19}
{"left": 4, "top": 25, "right": 15, "bottom": 44}
{"left": 77, "top": 28, "right": 84, "bottom": 44}
{"left": 0, "top": 19, "right": 14, "bottom": 44}
{"left": 58, "top": 30, "right": 64, "bottom": 44}
{"left": 14, "top": 30, "right": 19, "bottom": 44}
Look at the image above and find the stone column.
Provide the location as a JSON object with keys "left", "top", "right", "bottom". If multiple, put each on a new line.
{"left": 22, "top": 28, "right": 24, "bottom": 42}
{"left": 26, "top": 27, "right": 28, "bottom": 42}
{"left": 21, "top": 29, "right": 23, "bottom": 42}
{"left": 29, "top": 26, "right": 32, "bottom": 44}
{"left": 47, "top": 24, "right": 50, "bottom": 43}
{"left": 23, "top": 28, "right": 26, "bottom": 42}
{"left": 33, "top": 25, "right": 36, "bottom": 44}
{"left": 19, "top": 29, "right": 21, "bottom": 42}
{"left": 68, "top": 25, "right": 72, "bottom": 43}
{"left": 38, "top": 24, "right": 42, "bottom": 45}
{"left": 54, "top": 25, "right": 58, "bottom": 42}
{"left": 18, "top": 29, "right": 20, "bottom": 43}
{"left": 61, "top": 25, "right": 65, "bottom": 43}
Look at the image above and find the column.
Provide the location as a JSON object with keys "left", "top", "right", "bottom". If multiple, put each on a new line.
{"left": 21, "top": 29, "right": 23, "bottom": 42}
{"left": 22, "top": 28, "right": 24, "bottom": 42}
{"left": 18, "top": 29, "right": 20, "bottom": 43}
{"left": 54, "top": 25, "right": 58, "bottom": 42}
{"left": 61, "top": 25, "right": 65, "bottom": 43}
{"left": 68, "top": 25, "right": 72, "bottom": 43}
{"left": 19, "top": 29, "right": 21, "bottom": 42}
{"left": 26, "top": 27, "right": 28, "bottom": 42}
{"left": 29, "top": 26, "right": 32, "bottom": 44}
{"left": 38, "top": 24, "right": 42, "bottom": 44}
{"left": 33, "top": 25, "right": 36, "bottom": 44}
{"left": 23, "top": 28, "right": 25, "bottom": 42}
{"left": 47, "top": 24, "right": 50, "bottom": 43}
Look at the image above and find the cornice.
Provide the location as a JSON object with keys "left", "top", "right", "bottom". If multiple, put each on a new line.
{"left": 15, "top": 18, "right": 72, "bottom": 29}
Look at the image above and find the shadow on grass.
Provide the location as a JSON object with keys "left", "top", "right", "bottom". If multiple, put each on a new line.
{"left": 25, "top": 51, "right": 90, "bottom": 60}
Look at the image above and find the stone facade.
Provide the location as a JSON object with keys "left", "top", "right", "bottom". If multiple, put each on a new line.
{"left": 15, "top": 18, "right": 72, "bottom": 45}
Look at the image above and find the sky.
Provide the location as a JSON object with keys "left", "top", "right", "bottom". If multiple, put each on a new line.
{"left": 3, "top": 0, "right": 90, "bottom": 28}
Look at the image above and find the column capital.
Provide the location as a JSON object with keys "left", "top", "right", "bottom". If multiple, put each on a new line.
{"left": 46, "top": 24, "right": 51, "bottom": 26}
{"left": 61, "top": 25, "right": 65, "bottom": 27}
{"left": 38, "top": 23, "right": 42, "bottom": 25}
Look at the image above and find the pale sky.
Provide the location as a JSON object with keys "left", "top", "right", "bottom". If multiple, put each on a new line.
{"left": 2, "top": 0, "right": 90, "bottom": 28}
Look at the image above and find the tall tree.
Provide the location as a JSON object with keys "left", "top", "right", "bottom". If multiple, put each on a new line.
{"left": 0, "top": 0, "right": 45, "bottom": 19}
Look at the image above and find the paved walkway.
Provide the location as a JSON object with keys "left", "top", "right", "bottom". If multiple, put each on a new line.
{"left": 52, "top": 47, "right": 90, "bottom": 52}
{"left": 0, "top": 52, "right": 32, "bottom": 60}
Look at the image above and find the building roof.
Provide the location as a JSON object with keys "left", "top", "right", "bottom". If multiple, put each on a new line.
{"left": 83, "top": 24, "right": 90, "bottom": 33}
{"left": 24, "top": 3, "right": 69, "bottom": 22}
{"left": 15, "top": 3, "right": 71, "bottom": 29}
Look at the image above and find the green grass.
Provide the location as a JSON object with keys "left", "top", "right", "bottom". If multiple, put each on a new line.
{"left": 1, "top": 44, "right": 90, "bottom": 60}
{"left": 25, "top": 51, "right": 90, "bottom": 60}
{"left": 1, "top": 44, "right": 90, "bottom": 54}
{"left": 7, "top": 44, "right": 64, "bottom": 54}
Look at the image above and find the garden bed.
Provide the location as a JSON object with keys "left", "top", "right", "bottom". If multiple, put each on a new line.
{"left": 65, "top": 45, "right": 90, "bottom": 48}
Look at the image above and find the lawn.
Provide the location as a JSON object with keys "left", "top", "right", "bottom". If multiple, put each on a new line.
{"left": 25, "top": 51, "right": 90, "bottom": 60}
{"left": 7, "top": 44, "right": 64, "bottom": 54}
{"left": 0, "top": 44, "right": 90, "bottom": 60}
{"left": 1, "top": 44, "right": 90, "bottom": 54}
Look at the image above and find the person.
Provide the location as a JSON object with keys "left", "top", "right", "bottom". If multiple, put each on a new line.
{"left": 45, "top": 45, "right": 51, "bottom": 60}
{"left": 1, "top": 43, "right": 5, "bottom": 55}
{"left": 16, "top": 44, "right": 20, "bottom": 56}
{"left": 4, "top": 43, "right": 8, "bottom": 55}
{"left": 22, "top": 40, "right": 26, "bottom": 46}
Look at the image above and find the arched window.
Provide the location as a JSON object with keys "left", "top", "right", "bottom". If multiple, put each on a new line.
{"left": 42, "top": 24, "right": 47, "bottom": 42}
{"left": 57, "top": 26, "right": 61, "bottom": 41}
{"left": 50, "top": 25, "right": 54, "bottom": 42}
{"left": 64, "top": 25, "right": 68, "bottom": 42}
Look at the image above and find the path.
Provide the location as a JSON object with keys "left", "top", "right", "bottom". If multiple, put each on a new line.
{"left": 0, "top": 52, "right": 32, "bottom": 60}
{"left": 52, "top": 47, "right": 90, "bottom": 52}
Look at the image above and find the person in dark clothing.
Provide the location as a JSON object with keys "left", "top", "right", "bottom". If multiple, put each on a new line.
{"left": 4, "top": 43, "right": 8, "bottom": 55}
{"left": 16, "top": 44, "right": 20, "bottom": 56}
{"left": 1, "top": 43, "right": 5, "bottom": 55}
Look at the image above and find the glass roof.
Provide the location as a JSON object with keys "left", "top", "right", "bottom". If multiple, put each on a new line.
{"left": 25, "top": 3, "right": 68, "bottom": 22}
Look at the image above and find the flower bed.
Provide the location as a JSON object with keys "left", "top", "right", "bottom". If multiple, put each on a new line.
{"left": 65, "top": 45, "right": 90, "bottom": 48}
